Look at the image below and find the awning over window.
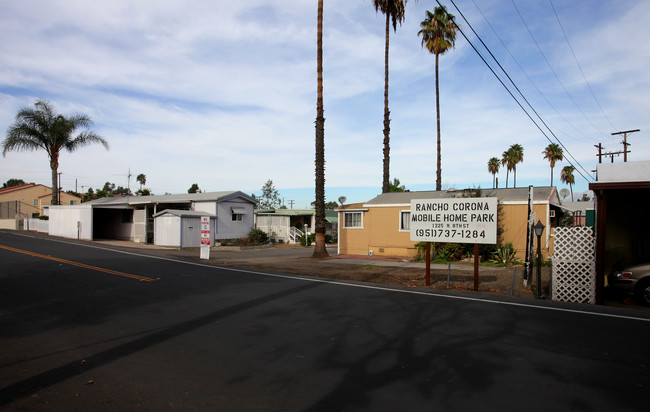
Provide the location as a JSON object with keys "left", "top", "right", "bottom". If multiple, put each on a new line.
{"left": 231, "top": 206, "right": 246, "bottom": 214}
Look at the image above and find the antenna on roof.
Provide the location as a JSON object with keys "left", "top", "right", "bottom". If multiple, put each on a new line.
{"left": 338, "top": 196, "right": 347, "bottom": 205}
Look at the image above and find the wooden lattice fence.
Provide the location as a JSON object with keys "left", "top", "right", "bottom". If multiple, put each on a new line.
{"left": 552, "top": 226, "right": 596, "bottom": 304}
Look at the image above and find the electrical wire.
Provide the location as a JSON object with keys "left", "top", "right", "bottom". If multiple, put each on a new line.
{"left": 441, "top": 0, "right": 593, "bottom": 182}
{"left": 470, "top": 0, "right": 593, "bottom": 143}
{"left": 510, "top": 0, "right": 607, "bottom": 137}
{"left": 548, "top": 0, "right": 617, "bottom": 132}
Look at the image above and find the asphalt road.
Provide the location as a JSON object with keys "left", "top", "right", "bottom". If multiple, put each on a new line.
{"left": 1, "top": 230, "right": 649, "bottom": 411}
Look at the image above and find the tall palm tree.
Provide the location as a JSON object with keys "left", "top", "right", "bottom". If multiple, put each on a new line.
{"left": 136, "top": 173, "right": 146, "bottom": 191}
{"left": 2, "top": 100, "right": 108, "bottom": 206}
{"left": 501, "top": 149, "right": 514, "bottom": 188}
{"left": 560, "top": 165, "right": 576, "bottom": 201}
{"left": 509, "top": 144, "right": 524, "bottom": 188}
{"left": 542, "top": 143, "right": 563, "bottom": 187}
{"left": 313, "top": 0, "right": 328, "bottom": 258}
{"left": 373, "top": 0, "right": 410, "bottom": 193}
{"left": 418, "top": 5, "right": 457, "bottom": 191}
{"left": 487, "top": 157, "right": 500, "bottom": 188}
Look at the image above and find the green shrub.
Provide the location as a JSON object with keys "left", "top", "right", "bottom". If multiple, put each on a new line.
{"left": 246, "top": 228, "right": 269, "bottom": 245}
{"left": 489, "top": 243, "right": 521, "bottom": 265}
{"left": 219, "top": 228, "right": 270, "bottom": 246}
{"left": 415, "top": 241, "right": 501, "bottom": 263}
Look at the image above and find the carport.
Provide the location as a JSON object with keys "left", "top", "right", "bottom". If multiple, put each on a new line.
{"left": 92, "top": 205, "right": 134, "bottom": 240}
{"left": 590, "top": 161, "right": 650, "bottom": 303}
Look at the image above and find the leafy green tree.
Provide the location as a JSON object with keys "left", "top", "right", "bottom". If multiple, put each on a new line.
{"left": 373, "top": 0, "right": 411, "bottom": 193}
{"left": 2, "top": 178, "right": 26, "bottom": 188}
{"left": 114, "top": 186, "right": 132, "bottom": 196}
{"left": 542, "top": 143, "right": 563, "bottom": 187}
{"left": 311, "top": 200, "right": 339, "bottom": 209}
{"left": 258, "top": 179, "right": 281, "bottom": 209}
{"left": 560, "top": 165, "right": 576, "bottom": 202}
{"left": 418, "top": 5, "right": 457, "bottom": 191}
{"left": 136, "top": 188, "right": 152, "bottom": 196}
{"left": 188, "top": 183, "right": 200, "bottom": 194}
{"left": 82, "top": 188, "right": 96, "bottom": 202}
{"left": 2, "top": 100, "right": 108, "bottom": 205}
{"left": 388, "top": 177, "right": 406, "bottom": 192}
{"left": 487, "top": 157, "right": 500, "bottom": 188}
{"left": 96, "top": 182, "right": 116, "bottom": 198}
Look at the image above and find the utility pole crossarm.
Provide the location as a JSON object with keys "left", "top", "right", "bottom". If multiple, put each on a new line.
{"left": 611, "top": 129, "right": 640, "bottom": 162}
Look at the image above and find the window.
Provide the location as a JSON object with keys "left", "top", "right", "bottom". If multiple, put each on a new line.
{"left": 70, "top": 200, "right": 78, "bottom": 205}
{"left": 33, "top": 199, "right": 39, "bottom": 206}
{"left": 343, "top": 212, "right": 363, "bottom": 228}
{"left": 231, "top": 206, "right": 245, "bottom": 222}
{"left": 400, "top": 211, "right": 410, "bottom": 231}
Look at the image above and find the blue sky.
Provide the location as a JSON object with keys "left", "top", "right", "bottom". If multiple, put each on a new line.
{"left": 1, "top": 0, "right": 648, "bottom": 208}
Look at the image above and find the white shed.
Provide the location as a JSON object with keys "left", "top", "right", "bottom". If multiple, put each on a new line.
{"left": 154, "top": 210, "right": 216, "bottom": 248}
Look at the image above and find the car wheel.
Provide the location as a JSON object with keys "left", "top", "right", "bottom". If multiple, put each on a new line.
{"left": 634, "top": 279, "right": 650, "bottom": 306}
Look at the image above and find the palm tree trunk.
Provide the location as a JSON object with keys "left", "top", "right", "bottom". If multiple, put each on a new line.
{"left": 382, "top": 12, "right": 391, "bottom": 194}
{"left": 513, "top": 167, "right": 517, "bottom": 188}
{"left": 313, "top": 0, "right": 328, "bottom": 258}
{"left": 550, "top": 166, "right": 554, "bottom": 187}
{"left": 505, "top": 169, "right": 509, "bottom": 188}
{"left": 435, "top": 53, "right": 442, "bottom": 191}
{"left": 50, "top": 155, "right": 59, "bottom": 206}
{"left": 569, "top": 183, "right": 573, "bottom": 202}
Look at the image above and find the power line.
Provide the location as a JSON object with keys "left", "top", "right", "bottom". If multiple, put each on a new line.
{"left": 470, "top": 0, "right": 593, "bottom": 143}
{"left": 548, "top": 0, "right": 617, "bottom": 132}
{"left": 510, "top": 0, "right": 608, "bottom": 137}
{"left": 442, "top": 0, "right": 593, "bottom": 183}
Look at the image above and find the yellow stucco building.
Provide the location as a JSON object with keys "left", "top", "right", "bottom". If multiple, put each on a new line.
{"left": 337, "top": 187, "right": 562, "bottom": 260}
{"left": 0, "top": 183, "right": 81, "bottom": 219}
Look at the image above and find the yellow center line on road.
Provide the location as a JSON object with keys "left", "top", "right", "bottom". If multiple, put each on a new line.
{"left": 0, "top": 244, "right": 159, "bottom": 282}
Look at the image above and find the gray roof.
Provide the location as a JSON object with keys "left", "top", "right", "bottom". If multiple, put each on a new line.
{"left": 362, "top": 187, "right": 560, "bottom": 206}
{"left": 84, "top": 191, "right": 256, "bottom": 206}
{"left": 153, "top": 209, "right": 216, "bottom": 218}
{"left": 561, "top": 201, "right": 595, "bottom": 213}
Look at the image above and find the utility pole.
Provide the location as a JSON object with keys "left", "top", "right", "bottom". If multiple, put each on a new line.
{"left": 288, "top": 200, "right": 295, "bottom": 209}
{"left": 594, "top": 143, "right": 603, "bottom": 163}
{"left": 611, "top": 129, "right": 640, "bottom": 162}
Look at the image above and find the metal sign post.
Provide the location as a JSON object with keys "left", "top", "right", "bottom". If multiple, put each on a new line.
{"left": 410, "top": 197, "right": 498, "bottom": 290}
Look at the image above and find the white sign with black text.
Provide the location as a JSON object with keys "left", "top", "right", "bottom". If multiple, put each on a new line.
{"left": 410, "top": 197, "right": 498, "bottom": 244}
{"left": 200, "top": 216, "right": 210, "bottom": 259}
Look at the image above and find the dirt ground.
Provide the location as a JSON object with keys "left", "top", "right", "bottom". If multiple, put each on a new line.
{"left": 199, "top": 245, "right": 548, "bottom": 300}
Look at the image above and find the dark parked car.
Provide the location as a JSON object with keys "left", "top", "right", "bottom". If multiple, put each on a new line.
{"left": 609, "top": 263, "right": 650, "bottom": 306}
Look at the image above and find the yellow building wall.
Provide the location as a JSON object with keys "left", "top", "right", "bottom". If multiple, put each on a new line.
{"left": 339, "top": 202, "right": 555, "bottom": 259}
{"left": 0, "top": 185, "right": 51, "bottom": 217}
{"left": 0, "top": 185, "right": 81, "bottom": 218}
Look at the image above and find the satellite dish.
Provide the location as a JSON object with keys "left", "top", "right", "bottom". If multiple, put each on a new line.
{"left": 559, "top": 188, "right": 570, "bottom": 200}
{"left": 338, "top": 196, "right": 347, "bottom": 205}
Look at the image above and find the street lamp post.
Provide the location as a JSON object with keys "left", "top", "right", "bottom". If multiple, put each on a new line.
{"left": 533, "top": 220, "right": 546, "bottom": 299}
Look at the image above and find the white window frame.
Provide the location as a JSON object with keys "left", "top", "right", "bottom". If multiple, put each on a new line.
{"left": 399, "top": 210, "right": 410, "bottom": 232}
{"left": 343, "top": 211, "right": 363, "bottom": 229}
{"left": 231, "top": 213, "right": 243, "bottom": 222}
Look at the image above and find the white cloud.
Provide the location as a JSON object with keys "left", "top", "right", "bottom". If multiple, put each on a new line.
{"left": 1, "top": 0, "right": 648, "bottom": 204}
